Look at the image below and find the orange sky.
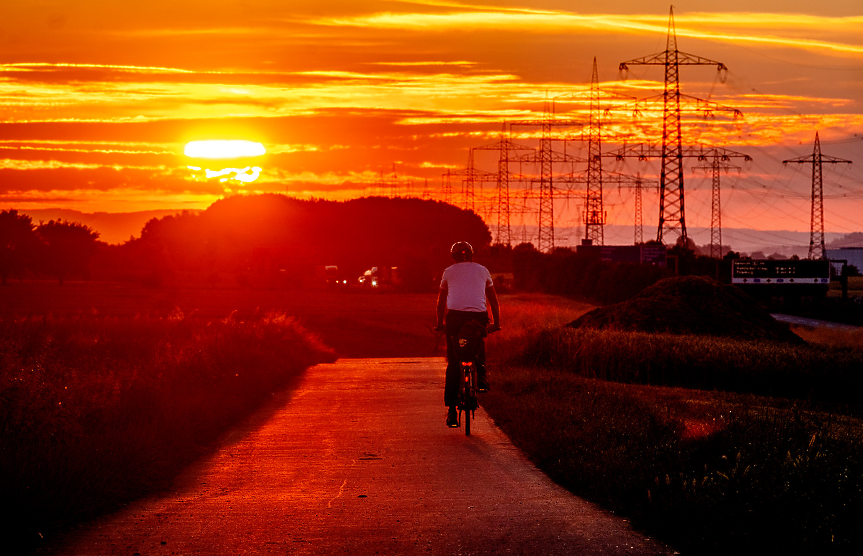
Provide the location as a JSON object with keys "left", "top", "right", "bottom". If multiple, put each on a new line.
{"left": 1, "top": 0, "right": 861, "bottom": 245}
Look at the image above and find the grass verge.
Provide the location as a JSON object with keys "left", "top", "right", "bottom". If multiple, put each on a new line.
{"left": 0, "top": 311, "right": 335, "bottom": 553}
{"left": 483, "top": 327, "right": 863, "bottom": 553}
{"left": 505, "top": 327, "right": 863, "bottom": 410}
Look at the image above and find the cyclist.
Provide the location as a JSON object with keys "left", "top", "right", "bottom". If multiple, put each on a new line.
{"left": 434, "top": 241, "right": 501, "bottom": 428}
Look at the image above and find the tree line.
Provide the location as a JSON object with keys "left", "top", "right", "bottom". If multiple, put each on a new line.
{"left": 509, "top": 241, "right": 739, "bottom": 305}
{"left": 3, "top": 195, "right": 492, "bottom": 290}
{"left": 0, "top": 210, "right": 100, "bottom": 286}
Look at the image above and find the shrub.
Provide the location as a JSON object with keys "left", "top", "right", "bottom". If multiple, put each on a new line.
{"left": 0, "top": 312, "right": 335, "bottom": 553}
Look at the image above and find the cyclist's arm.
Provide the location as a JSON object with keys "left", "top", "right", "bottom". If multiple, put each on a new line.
{"left": 486, "top": 284, "right": 500, "bottom": 330}
{"left": 435, "top": 283, "right": 448, "bottom": 329}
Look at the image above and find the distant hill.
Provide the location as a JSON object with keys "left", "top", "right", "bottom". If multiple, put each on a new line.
{"left": 826, "top": 232, "right": 863, "bottom": 249}
{"left": 544, "top": 225, "right": 849, "bottom": 257}
{"left": 18, "top": 209, "right": 197, "bottom": 245}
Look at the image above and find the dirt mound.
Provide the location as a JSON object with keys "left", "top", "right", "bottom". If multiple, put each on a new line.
{"left": 568, "top": 275, "right": 804, "bottom": 344}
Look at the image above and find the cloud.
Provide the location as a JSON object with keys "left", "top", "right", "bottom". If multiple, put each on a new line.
{"left": 313, "top": 9, "right": 863, "bottom": 56}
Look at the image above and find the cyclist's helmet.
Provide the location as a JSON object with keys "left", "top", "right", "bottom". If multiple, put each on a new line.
{"left": 450, "top": 241, "right": 473, "bottom": 262}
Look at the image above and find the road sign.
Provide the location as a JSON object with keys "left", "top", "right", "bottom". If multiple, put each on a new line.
{"left": 731, "top": 259, "right": 830, "bottom": 285}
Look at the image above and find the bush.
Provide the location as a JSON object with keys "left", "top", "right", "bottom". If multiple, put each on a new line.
{"left": 0, "top": 312, "right": 335, "bottom": 553}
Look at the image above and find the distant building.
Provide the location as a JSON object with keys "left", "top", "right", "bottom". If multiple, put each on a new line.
{"left": 827, "top": 248, "right": 863, "bottom": 273}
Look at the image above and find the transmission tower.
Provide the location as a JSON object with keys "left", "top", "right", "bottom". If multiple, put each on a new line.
{"left": 442, "top": 149, "right": 495, "bottom": 213}
{"left": 693, "top": 153, "right": 742, "bottom": 258}
{"left": 509, "top": 98, "right": 583, "bottom": 251}
{"left": 783, "top": 132, "right": 852, "bottom": 260}
{"left": 603, "top": 171, "right": 657, "bottom": 245}
{"left": 606, "top": 142, "right": 749, "bottom": 248}
{"left": 472, "top": 124, "right": 533, "bottom": 245}
{"left": 634, "top": 173, "right": 644, "bottom": 244}
{"left": 619, "top": 6, "right": 733, "bottom": 245}
{"left": 538, "top": 97, "right": 557, "bottom": 250}
{"left": 584, "top": 59, "right": 605, "bottom": 244}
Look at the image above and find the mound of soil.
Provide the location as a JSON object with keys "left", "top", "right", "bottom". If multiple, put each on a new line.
{"left": 568, "top": 275, "right": 804, "bottom": 344}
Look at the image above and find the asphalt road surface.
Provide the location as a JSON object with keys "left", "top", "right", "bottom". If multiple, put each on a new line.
{"left": 43, "top": 358, "right": 673, "bottom": 556}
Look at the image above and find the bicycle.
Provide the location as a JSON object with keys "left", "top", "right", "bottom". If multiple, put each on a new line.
{"left": 453, "top": 320, "right": 490, "bottom": 436}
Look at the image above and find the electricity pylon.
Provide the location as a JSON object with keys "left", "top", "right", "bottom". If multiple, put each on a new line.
{"left": 472, "top": 124, "right": 533, "bottom": 245}
{"left": 619, "top": 6, "right": 734, "bottom": 245}
{"left": 585, "top": 59, "right": 606, "bottom": 244}
{"left": 634, "top": 173, "right": 644, "bottom": 244}
{"left": 692, "top": 151, "right": 748, "bottom": 258}
{"left": 509, "top": 97, "right": 583, "bottom": 251}
{"left": 442, "top": 149, "right": 495, "bottom": 213}
{"left": 554, "top": 58, "right": 637, "bottom": 245}
{"left": 783, "top": 132, "right": 853, "bottom": 260}
{"left": 606, "top": 143, "right": 749, "bottom": 250}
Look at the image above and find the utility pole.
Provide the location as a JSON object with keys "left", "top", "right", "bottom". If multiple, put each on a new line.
{"left": 783, "top": 132, "right": 852, "bottom": 260}
{"left": 619, "top": 6, "right": 735, "bottom": 245}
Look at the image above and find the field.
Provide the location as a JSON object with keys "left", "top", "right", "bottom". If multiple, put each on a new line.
{"left": 0, "top": 280, "right": 440, "bottom": 358}
{"left": 4, "top": 280, "right": 863, "bottom": 554}
{"left": 483, "top": 322, "right": 863, "bottom": 554}
{"left": 1, "top": 282, "right": 346, "bottom": 553}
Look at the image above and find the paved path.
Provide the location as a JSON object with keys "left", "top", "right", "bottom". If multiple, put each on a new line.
{"left": 771, "top": 313, "right": 860, "bottom": 331}
{"left": 45, "top": 358, "right": 673, "bottom": 556}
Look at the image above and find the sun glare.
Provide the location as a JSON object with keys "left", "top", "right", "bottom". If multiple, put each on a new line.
{"left": 184, "top": 140, "right": 266, "bottom": 159}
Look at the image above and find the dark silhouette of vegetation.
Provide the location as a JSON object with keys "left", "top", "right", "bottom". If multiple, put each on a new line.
{"left": 1, "top": 212, "right": 102, "bottom": 286}
{"left": 0, "top": 210, "right": 40, "bottom": 285}
{"left": 512, "top": 243, "right": 673, "bottom": 303}
{"left": 482, "top": 363, "right": 863, "bottom": 555}
{"left": 570, "top": 275, "right": 804, "bottom": 344}
{"left": 35, "top": 220, "right": 101, "bottom": 285}
{"left": 107, "top": 194, "right": 490, "bottom": 291}
{"left": 1, "top": 312, "right": 335, "bottom": 554}
{"left": 484, "top": 296, "right": 863, "bottom": 554}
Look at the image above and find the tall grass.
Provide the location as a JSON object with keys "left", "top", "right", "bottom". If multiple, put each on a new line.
{"left": 482, "top": 367, "right": 863, "bottom": 554}
{"left": 0, "top": 311, "right": 335, "bottom": 553}
{"left": 482, "top": 324, "right": 863, "bottom": 553}
{"left": 500, "top": 327, "right": 863, "bottom": 409}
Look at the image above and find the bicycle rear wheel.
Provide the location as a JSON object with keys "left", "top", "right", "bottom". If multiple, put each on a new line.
{"left": 464, "top": 406, "right": 471, "bottom": 436}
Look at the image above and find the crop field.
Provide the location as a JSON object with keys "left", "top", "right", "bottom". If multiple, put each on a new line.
{"left": 4, "top": 279, "right": 863, "bottom": 554}
{"left": 484, "top": 321, "right": 863, "bottom": 554}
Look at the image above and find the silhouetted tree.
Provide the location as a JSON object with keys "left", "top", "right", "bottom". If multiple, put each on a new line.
{"left": 36, "top": 220, "right": 101, "bottom": 285}
{"left": 0, "top": 210, "right": 39, "bottom": 285}
{"left": 114, "top": 194, "right": 491, "bottom": 288}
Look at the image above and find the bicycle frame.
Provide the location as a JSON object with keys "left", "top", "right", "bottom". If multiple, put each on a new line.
{"left": 456, "top": 335, "right": 481, "bottom": 436}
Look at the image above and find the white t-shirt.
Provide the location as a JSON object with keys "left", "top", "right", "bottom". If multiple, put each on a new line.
{"left": 440, "top": 262, "right": 493, "bottom": 312}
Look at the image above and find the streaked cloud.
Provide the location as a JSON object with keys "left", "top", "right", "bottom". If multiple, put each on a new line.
{"left": 314, "top": 9, "right": 863, "bottom": 55}
{"left": 1, "top": 2, "right": 861, "bottom": 238}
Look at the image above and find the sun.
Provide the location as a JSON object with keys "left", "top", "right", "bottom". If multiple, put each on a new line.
{"left": 184, "top": 140, "right": 267, "bottom": 185}
{"left": 184, "top": 140, "right": 266, "bottom": 159}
